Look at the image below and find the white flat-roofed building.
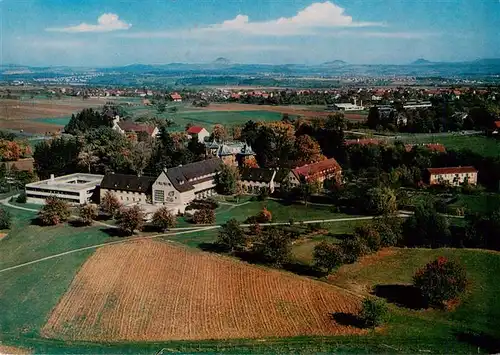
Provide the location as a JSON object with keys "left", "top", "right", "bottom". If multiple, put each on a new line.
{"left": 333, "top": 103, "right": 365, "bottom": 111}
{"left": 403, "top": 101, "right": 432, "bottom": 109}
{"left": 25, "top": 173, "right": 104, "bottom": 205}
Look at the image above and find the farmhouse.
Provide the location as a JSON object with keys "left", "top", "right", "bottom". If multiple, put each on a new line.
{"left": 289, "top": 158, "right": 342, "bottom": 186}
{"left": 426, "top": 166, "right": 478, "bottom": 186}
{"left": 170, "top": 92, "right": 182, "bottom": 102}
{"left": 187, "top": 126, "right": 210, "bottom": 143}
{"left": 112, "top": 121, "right": 159, "bottom": 138}
{"left": 25, "top": 173, "right": 104, "bottom": 205}
{"left": 101, "top": 158, "right": 222, "bottom": 213}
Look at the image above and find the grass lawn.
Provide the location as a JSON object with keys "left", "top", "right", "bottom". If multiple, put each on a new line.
{"left": 31, "top": 117, "right": 71, "bottom": 126}
{"left": 401, "top": 135, "right": 500, "bottom": 157}
{"left": 449, "top": 193, "right": 500, "bottom": 214}
{"left": 216, "top": 199, "right": 353, "bottom": 224}
{"left": 328, "top": 247, "right": 500, "bottom": 353}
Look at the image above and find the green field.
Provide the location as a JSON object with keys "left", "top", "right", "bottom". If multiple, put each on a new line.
{"left": 32, "top": 117, "right": 72, "bottom": 126}
{"left": 329, "top": 247, "right": 500, "bottom": 353}
{"left": 401, "top": 135, "right": 500, "bottom": 157}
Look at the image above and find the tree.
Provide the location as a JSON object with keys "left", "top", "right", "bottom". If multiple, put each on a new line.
{"left": 294, "top": 134, "right": 324, "bottom": 165}
{"left": 152, "top": 206, "right": 176, "bottom": 231}
{"left": 78, "top": 203, "right": 98, "bottom": 226}
{"left": 252, "top": 227, "right": 291, "bottom": 266}
{"left": 366, "top": 187, "right": 397, "bottom": 215}
{"left": 129, "top": 141, "right": 152, "bottom": 176}
{"left": 38, "top": 196, "right": 71, "bottom": 226}
{"left": 359, "top": 298, "right": 389, "bottom": 328}
{"left": 354, "top": 224, "right": 382, "bottom": 252}
{"left": 372, "top": 214, "right": 403, "bottom": 247}
{"left": 116, "top": 205, "right": 144, "bottom": 235}
{"left": 300, "top": 177, "right": 322, "bottom": 206}
{"left": 217, "top": 218, "right": 246, "bottom": 252}
{"left": 33, "top": 137, "right": 81, "bottom": 179}
{"left": 0, "top": 140, "right": 22, "bottom": 161}
{"left": 465, "top": 209, "right": 500, "bottom": 250}
{"left": 413, "top": 256, "right": 468, "bottom": 308}
{"left": 403, "top": 199, "right": 451, "bottom": 247}
{"left": 212, "top": 124, "right": 228, "bottom": 143}
{"left": 100, "top": 191, "right": 121, "bottom": 217}
{"left": 313, "top": 241, "right": 344, "bottom": 273}
{"left": 214, "top": 164, "right": 240, "bottom": 195}
{"left": 64, "top": 108, "right": 111, "bottom": 135}
{"left": 192, "top": 208, "right": 216, "bottom": 224}
{"left": 0, "top": 207, "right": 11, "bottom": 229}
{"left": 77, "top": 144, "right": 99, "bottom": 173}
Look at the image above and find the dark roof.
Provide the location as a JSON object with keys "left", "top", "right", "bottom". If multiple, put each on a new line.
{"left": 166, "top": 158, "right": 222, "bottom": 192}
{"left": 274, "top": 169, "right": 291, "bottom": 183}
{"left": 240, "top": 168, "right": 275, "bottom": 183}
{"left": 117, "top": 121, "right": 157, "bottom": 135}
{"left": 100, "top": 173, "right": 155, "bottom": 193}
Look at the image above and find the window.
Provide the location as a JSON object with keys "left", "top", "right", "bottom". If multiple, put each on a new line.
{"left": 154, "top": 190, "right": 165, "bottom": 202}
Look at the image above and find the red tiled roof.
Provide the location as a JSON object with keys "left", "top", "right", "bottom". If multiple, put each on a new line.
{"left": 427, "top": 166, "right": 477, "bottom": 175}
{"left": 187, "top": 126, "right": 205, "bottom": 134}
{"left": 293, "top": 158, "right": 341, "bottom": 179}
{"left": 494, "top": 121, "right": 500, "bottom": 128}
{"left": 405, "top": 143, "right": 446, "bottom": 153}
{"left": 170, "top": 93, "right": 182, "bottom": 100}
{"left": 117, "top": 121, "right": 156, "bottom": 135}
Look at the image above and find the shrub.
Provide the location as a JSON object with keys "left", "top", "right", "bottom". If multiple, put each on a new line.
{"left": 38, "top": 196, "right": 70, "bottom": 226}
{"left": 192, "top": 208, "right": 216, "bottom": 224}
{"left": 100, "top": 191, "right": 121, "bottom": 217}
{"left": 16, "top": 192, "right": 27, "bottom": 204}
{"left": 313, "top": 241, "right": 344, "bottom": 273}
{"left": 354, "top": 224, "right": 382, "bottom": 252}
{"left": 78, "top": 203, "right": 98, "bottom": 226}
{"left": 185, "top": 199, "right": 219, "bottom": 211}
{"left": 372, "top": 215, "right": 403, "bottom": 247}
{"left": 256, "top": 207, "right": 272, "bottom": 223}
{"left": 116, "top": 205, "right": 145, "bottom": 235}
{"left": 340, "top": 236, "right": 369, "bottom": 264}
{"left": 413, "top": 256, "right": 468, "bottom": 308}
{"left": 359, "top": 298, "right": 389, "bottom": 328}
{"left": 0, "top": 207, "right": 11, "bottom": 229}
{"left": 152, "top": 206, "right": 176, "bottom": 231}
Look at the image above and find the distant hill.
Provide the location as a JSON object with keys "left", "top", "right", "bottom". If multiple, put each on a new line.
{"left": 213, "top": 57, "right": 232, "bottom": 65}
{"left": 321, "top": 60, "right": 348, "bottom": 67}
{"left": 412, "top": 58, "right": 433, "bottom": 65}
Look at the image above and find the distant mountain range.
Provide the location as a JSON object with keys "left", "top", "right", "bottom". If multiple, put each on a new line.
{"left": 2, "top": 58, "right": 500, "bottom": 83}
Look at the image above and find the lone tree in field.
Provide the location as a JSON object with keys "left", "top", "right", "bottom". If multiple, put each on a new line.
{"left": 256, "top": 207, "right": 272, "bottom": 223}
{"left": 214, "top": 164, "right": 240, "bottom": 195}
{"left": 78, "top": 203, "right": 98, "bottom": 226}
{"left": 100, "top": 191, "right": 121, "bottom": 218}
{"left": 413, "top": 256, "right": 467, "bottom": 308}
{"left": 217, "top": 218, "right": 246, "bottom": 252}
{"left": 192, "top": 208, "right": 216, "bottom": 225}
{"left": 252, "top": 227, "right": 291, "bottom": 267}
{"left": 0, "top": 207, "right": 11, "bottom": 229}
{"left": 353, "top": 224, "right": 382, "bottom": 253}
{"left": 116, "top": 205, "right": 145, "bottom": 235}
{"left": 359, "top": 298, "right": 389, "bottom": 328}
{"left": 38, "top": 196, "right": 71, "bottom": 226}
{"left": 313, "top": 241, "right": 345, "bottom": 274}
{"left": 152, "top": 206, "right": 176, "bottom": 231}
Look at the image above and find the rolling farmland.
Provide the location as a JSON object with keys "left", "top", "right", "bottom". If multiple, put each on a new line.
{"left": 42, "top": 240, "right": 363, "bottom": 342}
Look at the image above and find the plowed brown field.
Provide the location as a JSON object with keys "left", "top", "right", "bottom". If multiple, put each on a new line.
{"left": 42, "top": 240, "right": 363, "bottom": 342}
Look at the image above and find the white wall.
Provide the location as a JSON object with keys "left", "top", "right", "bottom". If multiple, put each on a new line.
{"left": 100, "top": 188, "right": 148, "bottom": 204}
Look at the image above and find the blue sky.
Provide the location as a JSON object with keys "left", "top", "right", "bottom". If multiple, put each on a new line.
{"left": 1, "top": 0, "right": 499, "bottom": 66}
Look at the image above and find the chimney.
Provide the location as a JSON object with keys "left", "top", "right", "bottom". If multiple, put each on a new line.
{"left": 50, "top": 174, "right": 55, "bottom": 181}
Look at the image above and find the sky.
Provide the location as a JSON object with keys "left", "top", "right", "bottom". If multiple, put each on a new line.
{"left": 1, "top": 0, "right": 499, "bottom": 67}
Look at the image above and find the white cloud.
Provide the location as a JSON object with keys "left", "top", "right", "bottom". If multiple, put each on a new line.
{"left": 46, "top": 13, "right": 131, "bottom": 33}
{"left": 200, "top": 2, "right": 383, "bottom": 36}
{"left": 119, "top": 1, "right": 382, "bottom": 39}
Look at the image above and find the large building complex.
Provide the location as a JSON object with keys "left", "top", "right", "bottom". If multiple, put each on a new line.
{"left": 25, "top": 173, "right": 104, "bottom": 205}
